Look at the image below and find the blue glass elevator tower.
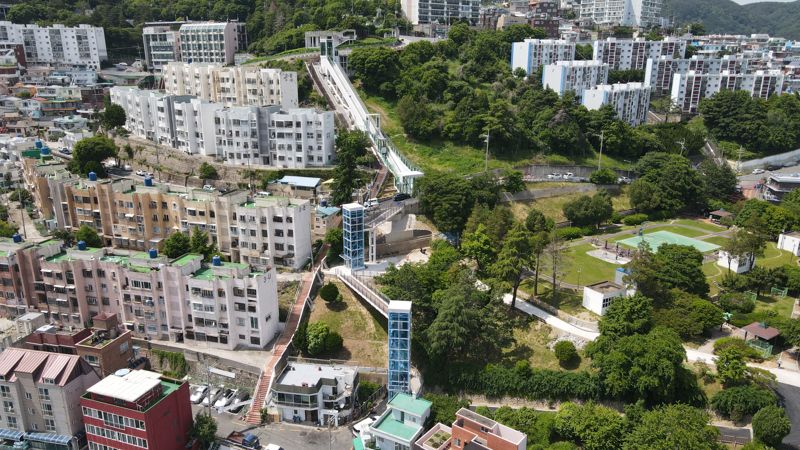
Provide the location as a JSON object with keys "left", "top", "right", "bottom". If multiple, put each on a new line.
{"left": 388, "top": 300, "right": 412, "bottom": 400}
{"left": 342, "top": 203, "right": 365, "bottom": 270}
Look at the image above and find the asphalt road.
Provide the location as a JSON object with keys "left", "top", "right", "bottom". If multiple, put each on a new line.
{"left": 775, "top": 382, "right": 800, "bottom": 448}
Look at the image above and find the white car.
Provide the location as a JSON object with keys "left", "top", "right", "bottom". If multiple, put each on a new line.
{"left": 546, "top": 173, "right": 562, "bottom": 180}
{"left": 563, "top": 172, "right": 575, "bottom": 180}
{"left": 263, "top": 445, "right": 283, "bottom": 450}
{"left": 135, "top": 170, "right": 146, "bottom": 176}
{"left": 214, "top": 389, "right": 236, "bottom": 408}
{"left": 617, "top": 176, "right": 632, "bottom": 184}
{"left": 202, "top": 387, "right": 222, "bottom": 406}
{"left": 190, "top": 385, "right": 208, "bottom": 404}
{"left": 752, "top": 168, "right": 765, "bottom": 174}
{"left": 202, "top": 184, "right": 214, "bottom": 191}
{"left": 364, "top": 198, "right": 379, "bottom": 208}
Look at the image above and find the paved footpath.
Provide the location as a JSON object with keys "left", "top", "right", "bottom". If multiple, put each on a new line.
{"left": 506, "top": 295, "right": 800, "bottom": 388}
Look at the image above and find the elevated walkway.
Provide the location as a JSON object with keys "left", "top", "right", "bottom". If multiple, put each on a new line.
{"left": 332, "top": 266, "right": 390, "bottom": 318}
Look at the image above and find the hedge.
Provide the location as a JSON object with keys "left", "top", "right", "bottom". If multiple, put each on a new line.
{"left": 622, "top": 213, "right": 648, "bottom": 226}
{"left": 711, "top": 385, "right": 776, "bottom": 421}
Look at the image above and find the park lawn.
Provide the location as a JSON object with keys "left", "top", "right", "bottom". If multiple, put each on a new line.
{"left": 702, "top": 261, "right": 726, "bottom": 296}
{"left": 755, "top": 242, "right": 796, "bottom": 269}
{"left": 730, "top": 294, "right": 794, "bottom": 329}
{"left": 510, "top": 189, "right": 630, "bottom": 223}
{"left": 673, "top": 219, "right": 726, "bottom": 233}
{"left": 504, "top": 316, "right": 591, "bottom": 372}
{"left": 612, "top": 224, "right": 708, "bottom": 241}
{"left": 562, "top": 243, "right": 620, "bottom": 286}
{"left": 310, "top": 281, "right": 388, "bottom": 367}
{"left": 704, "top": 236, "right": 730, "bottom": 247}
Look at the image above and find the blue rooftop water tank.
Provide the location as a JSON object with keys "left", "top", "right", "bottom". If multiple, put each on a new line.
{"left": 212, "top": 255, "right": 222, "bottom": 266}
{"left": 40, "top": 146, "right": 50, "bottom": 156}
{"left": 88, "top": 172, "right": 97, "bottom": 181}
{"left": 148, "top": 248, "right": 158, "bottom": 259}
{"left": 35, "top": 140, "right": 42, "bottom": 149}
{"left": 144, "top": 177, "right": 153, "bottom": 187}
{"left": 77, "top": 240, "right": 86, "bottom": 250}
{"left": 12, "top": 233, "right": 21, "bottom": 243}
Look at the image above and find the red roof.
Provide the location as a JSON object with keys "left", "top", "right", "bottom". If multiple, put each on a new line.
{"left": 743, "top": 322, "right": 781, "bottom": 341}
{"left": 0, "top": 348, "right": 90, "bottom": 386}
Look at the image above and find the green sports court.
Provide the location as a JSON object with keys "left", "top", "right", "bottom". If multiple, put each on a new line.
{"left": 617, "top": 230, "right": 720, "bottom": 253}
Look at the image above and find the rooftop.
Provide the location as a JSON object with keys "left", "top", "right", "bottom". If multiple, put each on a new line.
{"left": 86, "top": 369, "right": 162, "bottom": 403}
{"left": 586, "top": 280, "right": 624, "bottom": 294}
{"left": 743, "top": 322, "right": 781, "bottom": 341}
{"left": 275, "top": 175, "right": 321, "bottom": 189}
{"left": 373, "top": 413, "right": 422, "bottom": 442}
{"left": 316, "top": 205, "right": 340, "bottom": 217}
{"left": 173, "top": 253, "right": 203, "bottom": 267}
{"left": 275, "top": 362, "right": 356, "bottom": 388}
{"left": 388, "top": 393, "right": 431, "bottom": 417}
{"left": 0, "top": 348, "right": 89, "bottom": 386}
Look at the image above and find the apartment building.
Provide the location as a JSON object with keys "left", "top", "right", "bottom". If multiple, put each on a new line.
{"left": 270, "top": 362, "right": 357, "bottom": 426}
{"left": 178, "top": 22, "right": 238, "bottom": 65}
{"left": 582, "top": 82, "right": 651, "bottom": 126}
{"left": 0, "top": 22, "right": 107, "bottom": 69}
{"left": 543, "top": 60, "right": 609, "bottom": 97}
{"left": 592, "top": 37, "right": 686, "bottom": 70}
{"left": 578, "top": 0, "right": 664, "bottom": 28}
{"left": 416, "top": 408, "right": 527, "bottom": 450}
{"left": 81, "top": 369, "right": 193, "bottom": 450}
{"left": 0, "top": 348, "right": 101, "bottom": 450}
{"left": 162, "top": 62, "right": 298, "bottom": 109}
{"left": 365, "top": 393, "right": 431, "bottom": 450}
{"left": 75, "top": 313, "right": 138, "bottom": 377}
{"left": 142, "top": 25, "right": 181, "bottom": 72}
{"left": 401, "top": 0, "right": 481, "bottom": 25}
{"left": 109, "top": 87, "right": 333, "bottom": 168}
{"left": 510, "top": 39, "right": 576, "bottom": 75}
{"left": 0, "top": 236, "right": 63, "bottom": 319}
{"left": 670, "top": 69, "right": 785, "bottom": 113}
{"left": 644, "top": 55, "right": 752, "bottom": 97}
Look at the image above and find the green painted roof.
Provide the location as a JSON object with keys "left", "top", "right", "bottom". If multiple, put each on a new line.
{"left": 388, "top": 393, "right": 431, "bottom": 417}
{"left": 172, "top": 253, "right": 202, "bottom": 267}
{"left": 45, "top": 248, "right": 102, "bottom": 262}
{"left": 352, "top": 438, "right": 365, "bottom": 450}
{"left": 192, "top": 267, "right": 229, "bottom": 281}
{"left": 373, "top": 415, "right": 421, "bottom": 442}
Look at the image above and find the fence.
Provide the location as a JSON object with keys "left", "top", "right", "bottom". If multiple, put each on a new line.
{"left": 337, "top": 270, "right": 390, "bottom": 317}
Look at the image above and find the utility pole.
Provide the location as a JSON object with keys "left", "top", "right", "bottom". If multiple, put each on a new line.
{"left": 482, "top": 130, "right": 490, "bottom": 173}
{"left": 597, "top": 130, "right": 604, "bottom": 171}
{"left": 677, "top": 139, "right": 686, "bottom": 157}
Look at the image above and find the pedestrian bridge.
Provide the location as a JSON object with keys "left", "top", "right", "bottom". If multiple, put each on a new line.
{"left": 331, "top": 266, "right": 390, "bottom": 318}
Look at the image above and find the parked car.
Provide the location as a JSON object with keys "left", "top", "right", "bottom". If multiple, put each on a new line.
{"left": 617, "top": 176, "right": 632, "bottom": 184}
{"left": 365, "top": 198, "right": 379, "bottom": 208}
{"left": 228, "top": 391, "right": 250, "bottom": 414}
{"left": 393, "top": 193, "right": 411, "bottom": 202}
{"left": 59, "top": 147, "right": 71, "bottom": 155}
{"left": 546, "top": 172, "right": 562, "bottom": 179}
{"left": 135, "top": 170, "right": 146, "bottom": 176}
{"left": 202, "top": 184, "right": 214, "bottom": 191}
{"left": 264, "top": 445, "right": 283, "bottom": 450}
{"left": 190, "top": 385, "right": 208, "bottom": 404}
{"left": 215, "top": 389, "right": 236, "bottom": 408}
{"left": 752, "top": 168, "right": 765, "bottom": 174}
{"left": 202, "top": 387, "right": 222, "bottom": 406}
{"left": 563, "top": 172, "right": 575, "bottom": 180}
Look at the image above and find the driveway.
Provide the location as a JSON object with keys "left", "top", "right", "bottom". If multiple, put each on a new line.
{"left": 774, "top": 382, "right": 800, "bottom": 448}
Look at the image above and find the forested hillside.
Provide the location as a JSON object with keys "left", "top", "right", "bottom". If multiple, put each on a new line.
{"left": 667, "top": 0, "right": 800, "bottom": 39}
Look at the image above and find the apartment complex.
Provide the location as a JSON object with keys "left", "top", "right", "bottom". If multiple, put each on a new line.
{"left": 416, "top": 408, "right": 527, "bottom": 450}
{"left": 592, "top": 37, "right": 686, "bottom": 70}
{"left": 178, "top": 22, "right": 238, "bottom": 65}
{"left": 510, "top": 39, "right": 575, "bottom": 75}
{"left": 644, "top": 55, "right": 753, "bottom": 97}
{"left": 401, "top": 0, "right": 481, "bottom": 25}
{"left": 582, "top": 82, "right": 651, "bottom": 125}
{"left": 0, "top": 348, "right": 101, "bottom": 450}
{"left": 81, "top": 369, "right": 193, "bottom": 450}
{"left": 0, "top": 22, "right": 107, "bottom": 69}
{"left": 270, "top": 362, "right": 358, "bottom": 426}
{"left": 578, "top": 0, "right": 664, "bottom": 28}
{"left": 670, "top": 69, "right": 784, "bottom": 113}
{"left": 142, "top": 25, "right": 181, "bottom": 72}
{"left": 162, "top": 62, "right": 299, "bottom": 109}
{"left": 110, "top": 87, "right": 334, "bottom": 168}
{"left": 75, "top": 313, "right": 138, "bottom": 377}
{"left": 543, "top": 60, "right": 609, "bottom": 97}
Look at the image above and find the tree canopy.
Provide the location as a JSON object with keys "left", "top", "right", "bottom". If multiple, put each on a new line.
{"left": 68, "top": 135, "right": 118, "bottom": 178}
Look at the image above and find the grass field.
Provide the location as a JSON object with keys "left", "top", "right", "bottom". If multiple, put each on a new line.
{"left": 510, "top": 188, "right": 630, "bottom": 222}
{"left": 562, "top": 243, "right": 620, "bottom": 286}
{"left": 673, "top": 219, "right": 726, "bottom": 233}
{"left": 504, "top": 315, "right": 591, "bottom": 372}
{"left": 309, "top": 281, "right": 388, "bottom": 367}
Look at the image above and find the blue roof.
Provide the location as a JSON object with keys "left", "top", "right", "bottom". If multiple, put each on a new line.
{"left": 0, "top": 428, "right": 23, "bottom": 440}
{"left": 26, "top": 433, "right": 73, "bottom": 445}
{"left": 276, "top": 176, "right": 321, "bottom": 188}
{"left": 316, "top": 205, "right": 340, "bottom": 217}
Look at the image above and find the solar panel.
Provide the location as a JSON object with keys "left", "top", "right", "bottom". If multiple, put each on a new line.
{"left": 26, "top": 432, "right": 72, "bottom": 445}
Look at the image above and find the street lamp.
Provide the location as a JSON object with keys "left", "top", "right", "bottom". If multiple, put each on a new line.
{"left": 479, "top": 131, "right": 490, "bottom": 173}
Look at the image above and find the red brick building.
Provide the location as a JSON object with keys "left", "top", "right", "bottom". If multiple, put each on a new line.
{"left": 416, "top": 408, "right": 527, "bottom": 450}
{"left": 80, "top": 369, "right": 193, "bottom": 450}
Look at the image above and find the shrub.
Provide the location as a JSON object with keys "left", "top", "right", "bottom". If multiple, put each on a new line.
{"left": 622, "top": 213, "right": 648, "bottom": 226}
{"left": 710, "top": 385, "right": 776, "bottom": 421}
{"left": 718, "top": 292, "right": 755, "bottom": 313}
{"left": 357, "top": 381, "right": 380, "bottom": 402}
{"left": 554, "top": 341, "right": 577, "bottom": 362}
{"left": 589, "top": 168, "right": 618, "bottom": 185}
{"left": 610, "top": 212, "right": 623, "bottom": 224}
{"left": 319, "top": 282, "right": 340, "bottom": 303}
{"left": 713, "top": 337, "right": 764, "bottom": 361}
{"left": 752, "top": 405, "right": 791, "bottom": 447}
{"left": 305, "top": 322, "right": 342, "bottom": 356}
{"left": 556, "top": 227, "right": 584, "bottom": 240}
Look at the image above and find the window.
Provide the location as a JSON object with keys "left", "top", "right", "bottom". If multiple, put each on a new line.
{"left": 236, "top": 318, "right": 245, "bottom": 326}
{"left": 0, "top": 386, "right": 9, "bottom": 397}
{"left": 6, "top": 416, "right": 16, "bottom": 429}
{"left": 2, "top": 400, "right": 13, "bottom": 413}
{"left": 45, "top": 418, "right": 56, "bottom": 432}
{"left": 250, "top": 317, "right": 259, "bottom": 330}
{"left": 41, "top": 402, "right": 53, "bottom": 417}
{"left": 38, "top": 387, "right": 50, "bottom": 400}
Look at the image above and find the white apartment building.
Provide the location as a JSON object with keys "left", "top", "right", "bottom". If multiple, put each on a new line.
{"left": 578, "top": 0, "right": 664, "bottom": 28}
{"left": 543, "top": 60, "right": 609, "bottom": 97}
{"left": 215, "top": 105, "right": 274, "bottom": 166}
{"left": 0, "top": 22, "right": 107, "bottom": 69}
{"left": 171, "top": 96, "right": 223, "bottom": 156}
{"left": 0, "top": 348, "right": 101, "bottom": 450}
{"left": 109, "top": 87, "right": 174, "bottom": 145}
{"left": 178, "top": 22, "right": 238, "bottom": 65}
{"left": 670, "top": 69, "right": 785, "bottom": 113}
{"left": 401, "top": 0, "right": 481, "bottom": 25}
{"left": 142, "top": 25, "right": 181, "bottom": 72}
{"left": 231, "top": 195, "right": 313, "bottom": 270}
{"left": 270, "top": 362, "right": 358, "bottom": 426}
{"left": 269, "top": 108, "right": 336, "bottom": 168}
{"left": 38, "top": 245, "right": 280, "bottom": 350}
{"left": 511, "top": 39, "right": 576, "bottom": 75}
{"left": 582, "top": 82, "right": 651, "bottom": 126}
{"left": 593, "top": 37, "right": 686, "bottom": 70}
{"left": 162, "top": 62, "right": 299, "bottom": 109}
{"left": 644, "top": 55, "right": 752, "bottom": 97}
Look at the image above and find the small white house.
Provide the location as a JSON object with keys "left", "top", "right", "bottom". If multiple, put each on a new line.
{"left": 778, "top": 231, "right": 800, "bottom": 256}
{"left": 717, "top": 250, "right": 755, "bottom": 274}
{"left": 269, "top": 362, "right": 358, "bottom": 426}
{"left": 366, "top": 393, "right": 432, "bottom": 450}
{"left": 582, "top": 281, "right": 626, "bottom": 316}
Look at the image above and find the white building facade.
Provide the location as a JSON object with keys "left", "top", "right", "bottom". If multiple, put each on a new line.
{"left": 270, "top": 362, "right": 358, "bottom": 426}
{"left": 582, "top": 281, "right": 626, "bottom": 316}
{"left": 582, "top": 82, "right": 651, "bottom": 125}
{"left": 401, "top": 0, "right": 481, "bottom": 25}
{"left": 142, "top": 25, "right": 181, "bottom": 72}
{"left": 178, "top": 22, "right": 237, "bottom": 65}
{"left": 670, "top": 69, "right": 785, "bottom": 113}
{"left": 592, "top": 37, "right": 686, "bottom": 70}
{"left": 578, "top": 0, "right": 665, "bottom": 28}
{"left": 543, "top": 60, "right": 609, "bottom": 97}
{"left": 511, "top": 39, "right": 576, "bottom": 75}
{"left": 0, "top": 22, "right": 107, "bottom": 69}
{"left": 644, "top": 55, "right": 752, "bottom": 97}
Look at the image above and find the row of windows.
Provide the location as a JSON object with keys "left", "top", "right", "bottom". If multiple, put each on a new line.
{"left": 83, "top": 407, "right": 146, "bottom": 430}
{"left": 89, "top": 443, "right": 120, "bottom": 450}
{"left": 86, "top": 424, "right": 148, "bottom": 448}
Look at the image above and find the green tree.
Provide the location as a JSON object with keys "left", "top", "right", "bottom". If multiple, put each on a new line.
{"left": 752, "top": 406, "right": 791, "bottom": 447}
{"left": 189, "top": 413, "right": 217, "bottom": 450}
{"left": 699, "top": 160, "right": 737, "bottom": 200}
{"left": 319, "top": 282, "right": 340, "bottom": 303}
{"left": 423, "top": 394, "right": 470, "bottom": 425}
{"left": 162, "top": 232, "right": 191, "bottom": 258}
{"left": 102, "top": 103, "right": 127, "bottom": 130}
{"left": 502, "top": 170, "right": 525, "bottom": 193}
{"left": 623, "top": 404, "right": 723, "bottom": 450}
{"left": 348, "top": 46, "right": 400, "bottom": 97}
{"left": 190, "top": 227, "right": 215, "bottom": 261}
{"left": 598, "top": 294, "right": 653, "bottom": 338}
{"left": 553, "top": 340, "right": 578, "bottom": 363}
{"left": 0, "top": 221, "right": 17, "bottom": 238}
{"left": 331, "top": 131, "right": 369, "bottom": 206}
{"left": 461, "top": 224, "right": 494, "bottom": 272}
{"left": 52, "top": 229, "right": 75, "bottom": 247}
{"left": 305, "top": 322, "right": 342, "bottom": 356}
{"left": 397, "top": 95, "right": 439, "bottom": 139}
{"left": 589, "top": 168, "right": 618, "bottom": 185}
{"left": 75, "top": 225, "right": 103, "bottom": 248}
{"left": 562, "top": 191, "right": 613, "bottom": 228}
{"left": 628, "top": 244, "right": 709, "bottom": 299}
{"left": 68, "top": 135, "right": 118, "bottom": 178}
{"left": 490, "top": 223, "right": 532, "bottom": 307}
{"left": 632, "top": 152, "right": 706, "bottom": 215}
{"left": 554, "top": 402, "right": 627, "bottom": 450}
{"left": 525, "top": 208, "right": 553, "bottom": 233}
{"left": 198, "top": 162, "right": 218, "bottom": 180}
{"left": 710, "top": 385, "right": 776, "bottom": 421}
{"left": 654, "top": 290, "right": 723, "bottom": 339}
{"left": 8, "top": 189, "right": 32, "bottom": 203}
{"left": 324, "top": 227, "right": 343, "bottom": 264}
{"left": 716, "top": 347, "right": 748, "bottom": 386}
